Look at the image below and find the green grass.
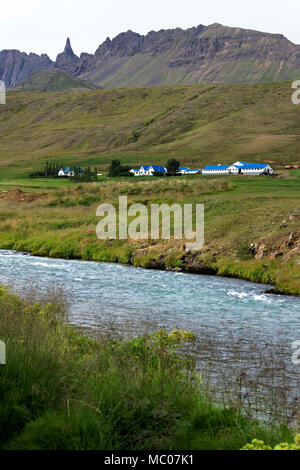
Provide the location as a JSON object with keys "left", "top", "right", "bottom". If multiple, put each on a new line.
{"left": 1, "top": 81, "right": 300, "bottom": 179}
{"left": 0, "top": 286, "right": 294, "bottom": 450}
{"left": 14, "top": 69, "right": 99, "bottom": 92}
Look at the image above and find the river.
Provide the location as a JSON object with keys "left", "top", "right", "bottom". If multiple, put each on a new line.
{"left": 1, "top": 249, "right": 300, "bottom": 420}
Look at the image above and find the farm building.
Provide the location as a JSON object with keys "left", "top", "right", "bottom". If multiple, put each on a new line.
{"left": 132, "top": 165, "right": 167, "bottom": 176}
{"left": 58, "top": 167, "right": 84, "bottom": 177}
{"left": 202, "top": 162, "right": 273, "bottom": 175}
{"left": 58, "top": 168, "right": 73, "bottom": 177}
{"left": 227, "top": 161, "right": 273, "bottom": 175}
{"left": 202, "top": 165, "right": 231, "bottom": 175}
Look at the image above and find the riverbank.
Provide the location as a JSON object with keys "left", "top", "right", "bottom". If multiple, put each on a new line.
{"left": 0, "top": 285, "right": 295, "bottom": 450}
{"left": 0, "top": 176, "right": 299, "bottom": 296}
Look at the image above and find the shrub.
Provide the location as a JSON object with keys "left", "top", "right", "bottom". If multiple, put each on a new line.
{"left": 236, "top": 242, "right": 253, "bottom": 261}
{"left": 241, "top": 435, "right": 300, "bottom": 450}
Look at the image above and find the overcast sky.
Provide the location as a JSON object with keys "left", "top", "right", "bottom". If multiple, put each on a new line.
{"left": 1, "top": 0, "right": 300, "bottom": 60}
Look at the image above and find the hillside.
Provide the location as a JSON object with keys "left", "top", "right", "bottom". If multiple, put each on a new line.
{"left": 0, "top": 81, "right": 300, "bottom": 178}
{"left": 14, "top": 69, "right": 99, "bottom": 92}
{"left": 1, "top": 23, "right": 300, "bottom": 89}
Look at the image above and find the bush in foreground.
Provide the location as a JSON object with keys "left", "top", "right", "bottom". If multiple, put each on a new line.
{"left": 241, "top": 435, "right": 300, "bottom": 450}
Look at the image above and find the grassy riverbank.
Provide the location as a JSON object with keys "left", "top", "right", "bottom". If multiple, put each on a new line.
{"left": 0, "top": 286, "right": 295, "bottom": 450}
{"left": 0, "top": 174, "right": 299, "bottom": 295}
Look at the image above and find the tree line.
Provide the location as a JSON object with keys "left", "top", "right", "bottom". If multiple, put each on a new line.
{"left": 29, "top": 162, "right": 98, "bottom": 182}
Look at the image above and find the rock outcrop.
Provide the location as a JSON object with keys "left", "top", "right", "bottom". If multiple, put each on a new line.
{"left": 254, "top": 230, "right": 300, "bottom": 262}
{"left": 54, "top": 38, "right": 80, "bottom": 75}
{"left": 0, "top": 50, "right": 54, "bottom": 89}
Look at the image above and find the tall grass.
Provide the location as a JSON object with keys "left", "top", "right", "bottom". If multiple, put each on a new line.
{"left": 0, "top": 285, "right": 295, "bottom": 450}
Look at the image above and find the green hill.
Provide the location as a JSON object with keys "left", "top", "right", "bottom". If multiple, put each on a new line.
{"left": 1, "top": 81, "right": 300, "bottom": 178}
{"left": 14, "top": 69, "right": 99, "bottom": 92}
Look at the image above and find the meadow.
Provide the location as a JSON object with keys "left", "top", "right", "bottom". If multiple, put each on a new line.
{"left": 0, "top": 81, "right": 300, "bottom": 179}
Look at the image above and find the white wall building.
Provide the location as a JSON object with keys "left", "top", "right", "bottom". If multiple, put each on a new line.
{"left": 132, "top": 165, "right": 167, "bottom": 176}
{"left": 58, "top": 167, "right": 83, "bottom": 177}
{"left": 202, "top": 161, "right": 273, "bottom": 175}
{"left": 227, "top": 161, "right": 274, "bottom": 175}
{"left": 202, "top": 164, "right": 230, "bottom": 175}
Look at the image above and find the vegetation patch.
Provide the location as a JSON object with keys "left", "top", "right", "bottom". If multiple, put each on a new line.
{"left": 0, "top": 286, "right": 295, "bottom": 450}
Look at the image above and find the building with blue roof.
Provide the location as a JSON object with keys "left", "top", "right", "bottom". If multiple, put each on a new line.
{"left": 228, "top": 161, "right": 273, "bottom": 175}
{"left": 58, "top": 167, "right": 84, "bottom": 177}
{"left": 202, "top": 161, "right": 273, "bottom": 175}
{"left": 132, "top": 165, "right": 167, "bottom": 176}
{"left": 202, "top": 164, "right": 231, "bottom": 175}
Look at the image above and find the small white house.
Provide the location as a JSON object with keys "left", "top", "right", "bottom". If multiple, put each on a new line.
{"left": 58, "top": 167, "right": 73, "bottom": 177}
{"left": 202, "top": 164, "right": 230, "bottom": 175}
{"left": 227, "top": 161, "right": 274, "bottom": 175}
{"left": 58, "top": 167, "right": 83, "bottom": 177}
{"left": 130, "top": 169, "right": 140, "bottom": 176}
{"left": 132, "top": 165, "right": 167, "bottom": 176}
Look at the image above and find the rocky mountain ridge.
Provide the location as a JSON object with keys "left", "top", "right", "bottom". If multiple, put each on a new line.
{"left": 1, "top": 23, "right": 300, "bottom": 89}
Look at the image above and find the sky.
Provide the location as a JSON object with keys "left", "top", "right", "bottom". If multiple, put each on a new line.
{"left": 0, "top": 0, "right": 300, "bottom": 60}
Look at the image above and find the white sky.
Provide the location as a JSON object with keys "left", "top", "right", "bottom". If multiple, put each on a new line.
{"left": 0, "top": 0, "right": 300, "bottom": 60}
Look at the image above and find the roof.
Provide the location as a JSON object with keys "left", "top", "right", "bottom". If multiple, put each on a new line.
{"left": 231, "top": 162, "right": 269, "bottom": 169}
{"left": 60, "top": 167, "right": 83, "bottom": 173}
{"left": 151, "top": 165, "right": 166, "bottom": 172}
{"left": 203, "top": 165, "right": 230, "bottom": 170}
{"left": 186, "top": 169, "right": 200, "bottom": 172}
{"left": 179, "top": 167, "right": 190, "bottom": 170}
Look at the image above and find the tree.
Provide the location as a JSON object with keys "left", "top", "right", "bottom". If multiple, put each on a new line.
{"left": 108, "top": 160, "right": 121, "bottom": 177}
{"left": 108, "top": 160, "right": 132, "bottom": 177}
{"left": 166, "top": 158, "right": 180, "bottom": 176}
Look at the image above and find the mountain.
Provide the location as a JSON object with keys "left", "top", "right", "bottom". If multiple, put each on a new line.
{"left": 76, "top": 24, "right": 300, "bottom": 87}
{"left": 14, "top": 69, "right": 99, "bottom": 92}
{"left": 0, "top": 50, "right": 54, "bottom": 88}
{"left": 1, "top": 24, "right": 300, "bottom": 89}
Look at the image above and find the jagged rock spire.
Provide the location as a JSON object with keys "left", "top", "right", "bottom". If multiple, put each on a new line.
{"left": 64, "top": 38, "right": 75, "bottom": 56}
{"left": 55, "top": 38, "right": 79, "bottom": 74}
